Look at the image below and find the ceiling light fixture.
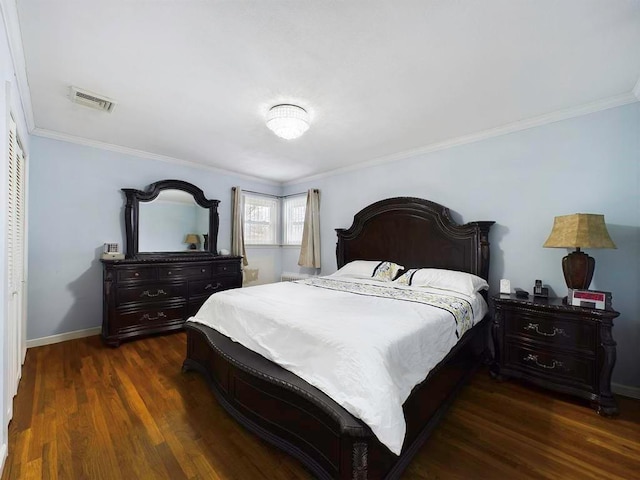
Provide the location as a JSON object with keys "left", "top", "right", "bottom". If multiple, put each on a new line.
{"left": 266, "top": 104, "right": 310, "bottom": 140}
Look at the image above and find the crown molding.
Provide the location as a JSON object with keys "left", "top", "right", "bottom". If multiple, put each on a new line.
{"left": 5, "top": 0, "right": 638, "bottom": 189}
{"left": 0, "top": 0, "right": 35, "bottom": 132}
{"left": 284, "top": 92, "right": 639, "bottom": 186}
{"left": 32, "top": 127, "right": 281, "bottom": 186}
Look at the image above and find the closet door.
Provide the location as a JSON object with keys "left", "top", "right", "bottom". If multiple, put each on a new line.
{"left": 6, "top": 116, "right": 26, "bottom": 419}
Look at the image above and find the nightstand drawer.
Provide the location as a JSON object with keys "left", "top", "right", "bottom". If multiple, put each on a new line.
{"left": 491, "top": 295, "right": 619, "bottom": 415}
{"left": 504, "top": 342, "right": 594, "bottom": 389}
{"left": 504, "top": 310, "right": 595, "bottom": 351}
{"left": 116, "top": 283, "right": 186, "bottom": 307}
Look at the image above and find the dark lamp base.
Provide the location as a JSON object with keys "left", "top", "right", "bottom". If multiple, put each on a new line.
{"left": 562, "top": 249, "right": 595, "bottom": 290}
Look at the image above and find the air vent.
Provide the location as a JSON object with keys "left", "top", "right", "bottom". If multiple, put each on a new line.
{"left": 69, "top": 86, "right": 116, "bottom": 112}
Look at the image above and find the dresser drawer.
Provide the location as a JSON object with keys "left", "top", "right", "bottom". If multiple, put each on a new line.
{"left": 188, "top": 298, "right": 208, "bottom": 317}
{"left": 190, "top": 277, "right": 240, "bottom": 298}
{"left": 104, "top": 257, "right": 242, "bottom": 346}
{"left": 158, "top": 264, "right": 212, "bottom": 280}
{"left": 214, "top": 261, "right": 240, "bottom": 275}
{"left": 504, "top": 342, "right": 595, "bottom": 389}
{"left": 115, "top": 304, "right": 186, "bottom": 330}
{"left": 116, "top": 283, "right": 186, "bottom": 307}
{"left": 504, "top": 309, "right": 595, "bottom": 351}
{"left": 117, "top": 267, "right": 157, "bottom": 282}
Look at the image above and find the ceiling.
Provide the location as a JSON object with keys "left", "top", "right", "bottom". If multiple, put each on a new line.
{"left": 16, "top": 1, "right": 640, "bottom": 183}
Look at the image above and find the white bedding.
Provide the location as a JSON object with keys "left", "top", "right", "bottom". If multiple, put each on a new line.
{"left": 187, "top": 276, "right": 487, "bottom": 455}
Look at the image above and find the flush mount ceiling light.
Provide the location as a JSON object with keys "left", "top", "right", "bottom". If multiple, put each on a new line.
{"left": 266, "top": 104, "right": 310, "bottom": 140}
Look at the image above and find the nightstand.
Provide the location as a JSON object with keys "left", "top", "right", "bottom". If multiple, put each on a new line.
{"left": 490, "top": 294, "right": 619, "bottom": 416}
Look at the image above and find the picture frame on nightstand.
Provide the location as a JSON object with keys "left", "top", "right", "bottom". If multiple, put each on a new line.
{"left": 568, "top": 289, "right": 612, "bottom": 310}
{"left": 499, "top": 279, "right": 511, "bottom": 294}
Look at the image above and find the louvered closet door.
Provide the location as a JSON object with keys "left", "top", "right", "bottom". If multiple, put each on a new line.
{"left": 6, "top": 116, "right": 26, "bottom": 419}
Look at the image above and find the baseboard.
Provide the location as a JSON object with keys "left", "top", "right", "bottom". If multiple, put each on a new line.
{"left": 26, "top": 327, "right": 101, "bottom": 348}
{"left": 0, "top": 442, "right": 7, "bottom": 477}
{"left": 612, "top": 383, "right": 640, "bottom": 400}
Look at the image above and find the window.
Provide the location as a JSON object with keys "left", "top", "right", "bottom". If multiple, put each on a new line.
{"left": 242, "top": 192, "right": 309, "bottom": 246}
{"left": 283, "top": 194, "right": 306, "bottom": 245}
{"left": 243, "top": 193, "right": 279, "bottom": 245}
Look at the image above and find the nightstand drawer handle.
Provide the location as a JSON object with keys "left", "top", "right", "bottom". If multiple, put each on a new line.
{"left": 140, "top": 312, "right": 166, "bottom": 322}
{"left": 524, "top": 323, "right": 569, "bottom": 338}
{"left": 204, "top": 282, "right": 223, "bottom": 291}
{"left": 140, "top": 289, "right": 167, "bottom": 298}
{"left": 523, "top": 354, "right": 563, "bottom": 370}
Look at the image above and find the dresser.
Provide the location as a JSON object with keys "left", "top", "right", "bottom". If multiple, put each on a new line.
{"left": 491, "top": 294, "right": 619, "bottom": 415}
{"left": 102, "top": 256, "right": 242, "bottom": 346}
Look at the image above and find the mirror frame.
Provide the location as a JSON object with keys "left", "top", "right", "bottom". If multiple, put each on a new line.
{"left": 123, "top": 179, "right": 220, "bottom": 259}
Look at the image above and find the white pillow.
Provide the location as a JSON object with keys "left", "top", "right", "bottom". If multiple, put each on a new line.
{"left": 394, "top": 268, "right": 488, "bottom": 295}
{"left": 331, "top": 260, "right": 404, "bottom": 282}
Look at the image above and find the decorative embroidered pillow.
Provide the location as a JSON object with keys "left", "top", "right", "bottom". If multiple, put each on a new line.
{"left": 371, "top": 261, "right": 404, "bottom": 282}
{"left": 330, "top": 260, "right": 404, "bottom": 282}
{"left": 393, "top": 268, "right": 488, "bottom": 295}
{"left": 394, "top": 268, "right": 418, "bottom": 286}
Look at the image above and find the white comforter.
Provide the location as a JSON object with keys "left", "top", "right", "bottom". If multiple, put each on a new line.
{"left": 187, "top": 276, "right": 487, "bottom": 455}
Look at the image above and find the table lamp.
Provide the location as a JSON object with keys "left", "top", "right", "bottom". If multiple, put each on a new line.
{"left": 543, "top": 214, "right": 616, "bottom": 290}
{"left": 184, "top": 233, "right": 200, "bottom": 250}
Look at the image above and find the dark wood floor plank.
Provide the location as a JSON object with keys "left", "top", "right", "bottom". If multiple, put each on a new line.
{"left": 2, "top": 332, "right": 639, "bottom": 480}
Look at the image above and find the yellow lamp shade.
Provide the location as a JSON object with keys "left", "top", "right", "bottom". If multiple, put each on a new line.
{"left": 543, "top": 214, "right": 616, "bottom": 249}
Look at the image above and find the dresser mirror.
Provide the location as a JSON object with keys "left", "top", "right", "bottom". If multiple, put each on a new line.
{"left": 123, "top": 179, "right": 220, "bottom": 259}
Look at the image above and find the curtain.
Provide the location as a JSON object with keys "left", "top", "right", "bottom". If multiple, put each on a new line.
{"left": 298, "top": 189, "right": 321, "bottom": 268}
{"left": 231, "top": 187, "right": 248, "bottom": 266}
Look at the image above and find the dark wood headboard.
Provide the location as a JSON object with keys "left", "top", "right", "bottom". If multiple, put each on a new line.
{"left": 335, "top": 197, "right": 494, "bottom": 280}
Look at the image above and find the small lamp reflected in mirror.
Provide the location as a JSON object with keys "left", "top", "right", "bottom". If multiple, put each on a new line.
{"left": 184, "top": 233, "right": 200, "bottom": 250}
{"left": 543, "top": 213, "right": 616, "bottom": 290}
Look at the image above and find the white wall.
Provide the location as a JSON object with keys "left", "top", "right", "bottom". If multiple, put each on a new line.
{"left": 283, "top": 103, "right": 640, "bottom": 389}
{"left": 27, "top": 136, "right": 282, "bottom": 340}
{"left": 0, "top": 1, "right": 31, "bottom": 470}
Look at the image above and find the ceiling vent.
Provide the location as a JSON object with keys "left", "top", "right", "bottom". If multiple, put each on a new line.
{"left": 69, "top": 86, "right": 116, "bottom": 112}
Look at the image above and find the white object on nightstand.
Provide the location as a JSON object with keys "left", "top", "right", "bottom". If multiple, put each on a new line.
{"left": 499, "top": 279, "right": 511, "bottom": 294}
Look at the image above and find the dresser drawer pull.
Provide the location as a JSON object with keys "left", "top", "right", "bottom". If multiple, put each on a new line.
{"left": 134, "top": 272, "right": 140, "bottom": 277}
{"left": 201, "top": 268, "right": 206, "bottom": 273}
{"left": 204, "top": 282, "right": 223, "bottom": 291}
{"left": 140, "top": 312, "right": 166, "bottom": 322}
{"left": 523, "top": 354, "right": 564, "bottom": 370}
{"left": 523, "top": 323, "right": 569, "bottom": 338}
{"left": 139, "top": 289, "right": 167, "bottom": 298}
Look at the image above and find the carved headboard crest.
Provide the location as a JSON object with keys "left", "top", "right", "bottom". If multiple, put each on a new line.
{"left": 336, "top": 197, "right": 494, "bottom": 280}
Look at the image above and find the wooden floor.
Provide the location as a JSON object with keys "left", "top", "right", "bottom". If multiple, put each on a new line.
{"left": 2, "top": 333, "right": 639, "bottom": 480}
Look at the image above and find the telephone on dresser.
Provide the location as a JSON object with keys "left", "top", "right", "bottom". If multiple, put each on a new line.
{"left": 533, "top": 279, "right": 549, "bottom": 298}
{"left": 101, "top": 243, "right": 124, "bottom": 260}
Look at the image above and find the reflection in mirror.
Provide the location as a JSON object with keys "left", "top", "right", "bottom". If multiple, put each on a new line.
{"left": 138, "top": 189, "right": 209, "bottom": 252}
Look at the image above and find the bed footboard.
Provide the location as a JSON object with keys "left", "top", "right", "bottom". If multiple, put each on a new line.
{"left": 182, "top": 318, "right": 488, "bottom": 479}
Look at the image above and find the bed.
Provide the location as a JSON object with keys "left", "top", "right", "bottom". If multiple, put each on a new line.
{"left": 182, "top": 197, "right": 494, "bottom": 479}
